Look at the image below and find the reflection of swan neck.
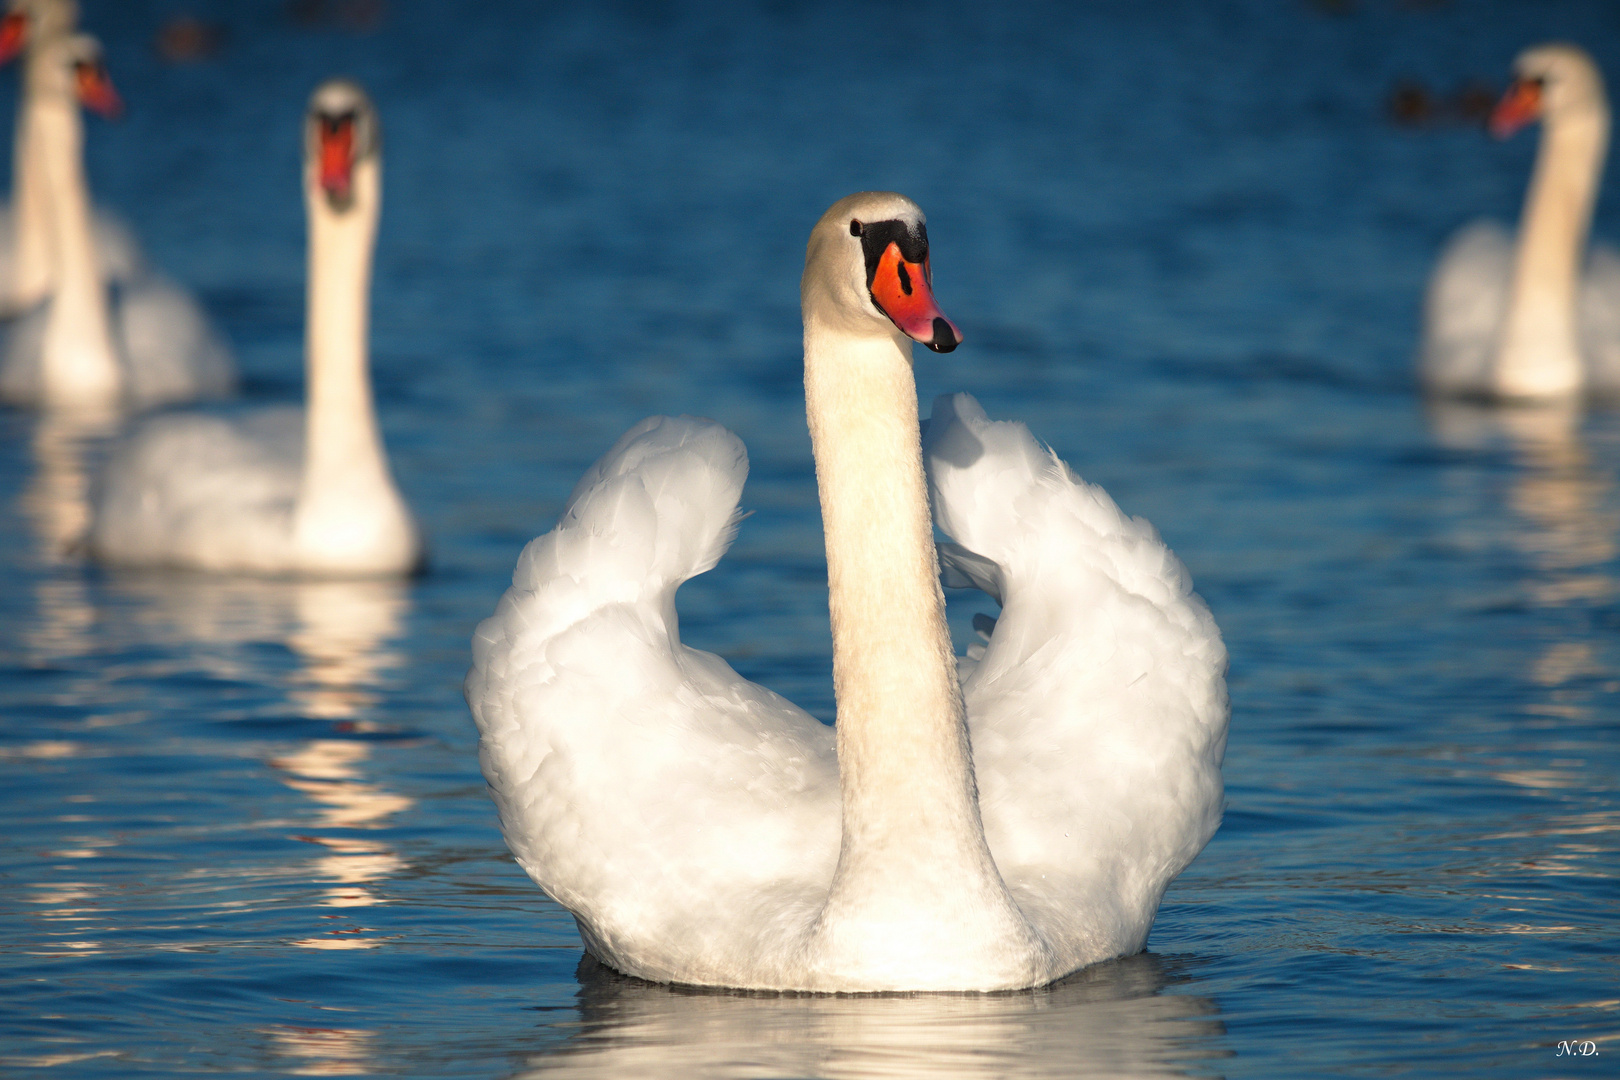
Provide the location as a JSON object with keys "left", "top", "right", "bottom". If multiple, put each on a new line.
{"left": 34, "top": 64, "right": 119, "bottom": 406}
{"left": 24, "top": 408, "right": 115, "bottom": 556}
{"left": 1498, "top": 103, "right": 1609, "bottom": 398}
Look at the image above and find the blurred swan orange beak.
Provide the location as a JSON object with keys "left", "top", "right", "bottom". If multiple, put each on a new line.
{"left": 1490, "top": 78, "right": 1541, "bottom": 138}
{"left": 0, "top": 13, "right": 27, "bottom": 66}
{"left": 319, "top": 116, "right": 355, "bottom": 206}
{"left": 869, "top": 242, "right": 962, "bottom": 354}
{"left": 75, "top": 62, "right": 123, "bottom": 120}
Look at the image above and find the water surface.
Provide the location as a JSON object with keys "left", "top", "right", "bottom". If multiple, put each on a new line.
{"left": 2, "top": 1, "right": 1618, "bottom": 1076}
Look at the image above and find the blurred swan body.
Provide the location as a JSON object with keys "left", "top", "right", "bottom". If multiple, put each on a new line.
{"left": 468, "top": 193, "right": 1227, "bottom": 992}
{"left": 1422, "top": 44, "right": 1620, "bottom": 399}
{"left": 0, "top": 24, "right": 232, "bottom": 409}
{"left": 90, "top": 81, "right": 418, "bottom": 577}
{"left": 0, "top": 0, "right": 141, "bottom": 318}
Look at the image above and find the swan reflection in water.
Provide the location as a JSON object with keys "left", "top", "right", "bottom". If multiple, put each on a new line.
{"left": 17, "top": 409, "right": 117, "bottom": 667}
{"left": 106, "top": 574, "right": 415, "bottom": 924}
{"left": 1427, "top": 398, "right": 1619, "bottom": 615}
{"left": 19, "top": 407, "right": 118, "bottom": 560}
{"left": 1425, "top": 400, "right": 1619, "bottom": 848}
{"left": 108, "top": 575, "right": 412, "bottom": 1072}
{"left": 512, "top": 953, "right": 1226, "bottom": 1080}
{"left": 263, "top": 1025, "right": 378, "bottom": 1078}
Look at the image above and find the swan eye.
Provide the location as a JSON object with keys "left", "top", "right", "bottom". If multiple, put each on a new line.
{"left": 320, "top": 109, "right": 358, "bottom": 135}
{"left": 849, "top": 220, "right": 863, "bottom": 237}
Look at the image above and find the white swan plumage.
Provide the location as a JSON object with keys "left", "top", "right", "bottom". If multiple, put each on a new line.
{"left": 0, "top": 15, "right": 232, "bottom": 410}
{"left": 468, "top": 192, "right": 1228, "bottom": 992}
{"left": 0, "top": 0, "right": 140, "bottom": 319}
{"left": 1422, "top": 43, "right": 1620, "bottom": 399}
{"left": 88, "top": 80, "right": 418, "bottom": 577}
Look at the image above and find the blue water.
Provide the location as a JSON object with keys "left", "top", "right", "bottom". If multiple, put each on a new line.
{"left": 3, "top": 0, "right": 1618, "bottom": 1075}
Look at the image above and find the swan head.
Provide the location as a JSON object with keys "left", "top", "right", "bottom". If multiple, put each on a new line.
{"left": 0, "top": 0, "right": 79, "bottom": 66}
{"left": 27, "top": 32, "right": 119, "bottom": 118}
{"left": 305, "top": 79, "right": 380, "bottom": 214}
{"left": 1492, "top": 43, "right": 1608, "bottom": 137}
{"left": 803, "top": 192, "right": 962, "bottom": 354}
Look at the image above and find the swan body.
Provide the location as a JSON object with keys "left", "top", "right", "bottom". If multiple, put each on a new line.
{"left": 468, "top": 193, "right": 1227, "bottom": 992}
{"left": 89, "top": 80, "right": 418, "bottom": 577}
{"left": 1422, "top": 43, "right": 1620, "bottom": 399}
{"left": 0, "top": 22, "right": 232, "bottom": 409}
{"left": 0, "top": 207, "right": 141, "bottom": 317}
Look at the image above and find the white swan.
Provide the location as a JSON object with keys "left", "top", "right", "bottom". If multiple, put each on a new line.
{"left": 0, "top": 0, "right": 141, "bottom": 318}
{"left": 1422, "top": 43, "right": 1620, "bottom": 399}
{"left": 467, "top": 192, "right": 1228, "bottom": 992}
{"left": 88, "top": 80, "right": 419, "bottom": 577}
{"left": 0, "top": 28, "right": 232, "bottom": 409}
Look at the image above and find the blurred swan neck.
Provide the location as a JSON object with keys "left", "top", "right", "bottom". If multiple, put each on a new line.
{"left": 295, "top": 157, "right": 404, "bottom": 564}
{"left": 34, "top": 85, "right": 119, "bottom": 407}
{"left": 1498, "top": 106, "right": 1609, "bottom": 398}
{"left": 12, "top": 49, "right": 54, "bottom": 310}
{"left": 13, "top": 3, "right": 81, "bottom": 309}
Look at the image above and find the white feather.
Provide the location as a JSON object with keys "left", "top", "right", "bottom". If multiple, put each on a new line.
{"left": 469, "top": 396, "right": 1229, "bottom": 987}
{"left": 89, "top": 406, "right": 302, "bottom": 572}
{"left": 925, "top": 393, "right": 1227, "bottom": 960}
{"left": 468, "top": 416, "right": 841, "bottom": 986}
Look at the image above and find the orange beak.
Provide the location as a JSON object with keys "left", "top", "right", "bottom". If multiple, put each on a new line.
{"left": 0, "top": 13, "right": 25, "bottom": 66}
{"left": 319, "top": 117, "right": 355, "bottom": 204}
{"left": 1489, "top": 78, "right": 1542, "bottom": 138}
{"left": 868, "top": 241, "right": 961, "bottom": 353}
{"left": 75, "top": 62, "right": 123, "bottom": 119}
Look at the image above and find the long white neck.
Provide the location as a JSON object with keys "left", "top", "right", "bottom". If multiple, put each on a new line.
{"left": 11, "top": 2, "right": 75, "bottom": 311}
{"left": 34, "top": 80, "right": 119, "bottom": 407}
{"left": 1497, "top": 103, "right": 1609, "bottom": 398}
{"left": 10, "top": 45, "right": 54, "bottom": 310}
{"left": 290, "top": 157, "right": 415, "bottom": 575}
{"left": 802, "top": 310, "right": 1042, "bottom": 987}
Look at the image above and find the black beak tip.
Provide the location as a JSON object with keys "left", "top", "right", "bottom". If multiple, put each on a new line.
{"left": 927, "top": 317, "right": 960, "bottom": 353}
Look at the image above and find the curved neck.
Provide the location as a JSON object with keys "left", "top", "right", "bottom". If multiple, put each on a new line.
{"left": 803, "top": 315, "right": 1001, "bottom": 912}
{"left": 1498, "top": 105, "right": 1609, "bottom": 397}
{"left": 34, "top": 85, "right": 118, "bottom": 406}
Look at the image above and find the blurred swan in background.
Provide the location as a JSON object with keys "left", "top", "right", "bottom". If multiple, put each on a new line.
{"left": 0, "top": 11, "right": 233, "bottom": 409}
{"left": 0, "top": 0, "right": 141, "bottom": 319}
{"left": 89, "top": 80, "right": 419, "bottom": 576}
{"left": 1422, "top": 43, "right": 1620, "bottom": 400}
{"left": 468, "top": 192, "right": 1228, "bottom": 992}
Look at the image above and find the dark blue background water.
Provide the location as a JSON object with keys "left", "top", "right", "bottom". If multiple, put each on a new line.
{"left": 2, "top": 1, "right": 1618, "bottom": 1075}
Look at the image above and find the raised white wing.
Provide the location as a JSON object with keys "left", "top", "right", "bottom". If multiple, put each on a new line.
{"left": 466, "top": 416, "right": 839, "bottom": 985}
{"left": 924, "top": 393, "right": 1228, "bottom": 964}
